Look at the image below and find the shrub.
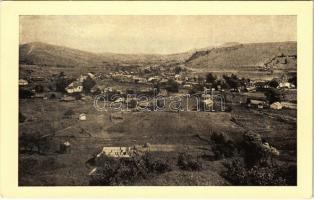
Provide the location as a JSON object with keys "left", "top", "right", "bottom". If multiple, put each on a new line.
{"left": 278, "top": 164, "right": 297, "bottom": 185}
{"left": 242, "top": 131, "right": 279, "bottom": 167}
{"left": 19, "top": 89, "right": 34, "bottom": 99}
{"left": 288, "top": 74, "right": 297, "bottom": 87}
{"left": 223, "top": 159, "right": 248, "bottom": 185}
{"left": 89, "top": 153, "right": 172, "bottom": 186}
{"left": 90, "top": 156, "right": 144, "bottom": 186}
{"left": 83, "top": 76, "right": 96, "bottom": 94}
{"left": 177, "top": 152, "right": 202, "bottom": 171}
{"left": 55, "top": 77, "right": 75, "bottom": 93}
{"left": 264, "top": 88, "right": 282, "bottom": 104}
{"left": 189, "top": 84, "right": 203, "bottom": 95}
{"left": 142, "top": 153, "right": 172, "bottom": 173}
{"left": 268, "top": 79, "right": 279, "bottom": 88}
{"left": 223, "top": 159, "right": 288, "bottom": 186}
{"left": 174, "top": 66, "right": 182, "bottom": 74}
{"left": 211, "top": 132, "right": 237, "bottom": 159}
{"left": 206, "top": 73, "right": 217, "bottom": 85}
{"left": 166, "top": 79, "right": 179, "bottom": 93}
{"left": 223, "top": 74, "right": 242, "bottom": 90}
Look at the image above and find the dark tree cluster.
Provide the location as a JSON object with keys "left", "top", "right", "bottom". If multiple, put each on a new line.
{"left": 83, "top": 76, "right": 96, "bottom": 94}
{"left": 165, "top": 79, "right": 179, "bottom": 93}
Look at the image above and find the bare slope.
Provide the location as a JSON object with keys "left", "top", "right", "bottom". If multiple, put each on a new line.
{"left": 185, "top": 42, "right": 297, "bottom": 70}
{"left": 19, "top": 42, "right": 191, "bottom": 68}
{"left": 19, "top": 42, "right": 104, "bottom": 68}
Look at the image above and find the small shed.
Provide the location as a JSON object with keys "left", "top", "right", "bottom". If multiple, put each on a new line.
{"left": 249, "top": 99, "right": 267, "bottom": 109}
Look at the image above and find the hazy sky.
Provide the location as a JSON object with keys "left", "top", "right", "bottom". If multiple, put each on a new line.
{"left": 20, "top": 15, "right": 296, "bottom": 54}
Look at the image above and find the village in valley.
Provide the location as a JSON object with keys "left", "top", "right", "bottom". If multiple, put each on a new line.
{"left": 18, "top": 16, "right": 297, "bottom": 186}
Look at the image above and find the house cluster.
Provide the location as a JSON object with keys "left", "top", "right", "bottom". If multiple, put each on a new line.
{"left": 247, "top": 78, "right": 296, "bottom": 92}
{"left": 248, "top": 100, "right": 295, "bottom": 110}
{"left": 19, "top": 75, "right": 46, "bottom": 86}
{"left": 65, "top": 73, "right": 96, "bottom": 94}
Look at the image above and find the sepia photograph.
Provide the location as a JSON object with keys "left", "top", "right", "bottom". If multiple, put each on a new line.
{"left": 18, "top": 15, "right": 298, "bottom": 186}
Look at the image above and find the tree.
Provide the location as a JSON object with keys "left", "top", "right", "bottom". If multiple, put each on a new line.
{"left": 206, "top": 73, "right": 217, "bottom": 85}
{"left": 223, "top": 74, "right": 241, "bottom": 90}
{"left": 174, "top": 66, "right": 182, "bottom": 74}
{"left": 264, "top": 88, "right": 282, "bottom": 104}
{"left": 189, "top": 84, "right": 203, "bottom": 94}
{"left": 268, "top": 79, "right": 279, "bottom": 88}
{"left": 55, "top": 77, "right": 71, "bottom": 93}
{"left": 19, "top": 88, "right": 34, "bottom": 99}
{"left": 166, "top": 79, "right": 179, "bottom": 93}
{"left": 288, "top": 75, "right": 297, "bottom": 87}
{"left": 83, "top": 76, "right": 96, "bottom": 93}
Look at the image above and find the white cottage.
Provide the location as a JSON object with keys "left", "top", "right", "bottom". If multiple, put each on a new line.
{"left": 66, "top": 81, "right": 83, "bottom": 93}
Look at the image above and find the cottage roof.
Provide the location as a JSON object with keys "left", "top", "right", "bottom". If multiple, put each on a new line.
{"left": 67, "top": 81, "right": 82, "bottom": 89}
{"left": 250, "top": 99, "right": 266, "bottom": 105}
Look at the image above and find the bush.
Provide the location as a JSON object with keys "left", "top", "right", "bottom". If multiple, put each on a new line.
{"left": 223, "top": 159, "right": 288, "bottom": 186}
{"left": 268, "top": 79, "right": 279, "bottom": 88}
{"left": 211, "top": 132, "right": 237, "bottom": 159}
{"left": 189, "top": 84, "right": 203, "bottom": 95}
{"left": 166, "top": 79, "right": 179, "bottom": 93}
{"left": 177, "top": 152, "right": 202, "bottom": 171}
{"left": 142, "top": 153, "right": 172, "bottom": 173}
{"left": 242, "top": 131, "right": 279, "bottom": 167}
{"left": 288, "top": 74, "right": 297, "bottom": 87}
{"left": 19, "top": 89, "right": 34, "bottom": 99}
{"left": 83, "top": 76, "right": 96, "bottom": 94}
{"left": 55, "top": 77, "right": 75, "bottom": 93}
{"left": 90, "top": 156, "right": 145, "bottom": 186}
{"left": 89, "top": 153, "right": 172, "bottom": 186}
{"left": 223, "top": 74, "right": 242, "bottom": 90}
{"left": 206, "top": 73, "right": 217, "bottom": 85}
{"left": 264, "top": 88, "right": 282, "bottom": 104}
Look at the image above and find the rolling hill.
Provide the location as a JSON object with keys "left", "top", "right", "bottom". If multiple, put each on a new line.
{"left": 19, "top": 42, "right": 104, "bottom": 68}
{"left": 19, "top": 42, "right": 191, "bottom": 68}
{"left": 184, "top": 42, "right": 297, "bottom": 71}
{"left": 19, "top": 41, "right": 297, "bottom": 73}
